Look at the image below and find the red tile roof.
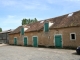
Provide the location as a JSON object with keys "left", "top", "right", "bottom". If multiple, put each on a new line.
{"left": 9, "top": 10, "right": 80, "bottom": 34}
{"left": 9, "top": 21, "right": 44, "bottom": 34}
{"left": 46, "top": 10, "right": 80, "bottom": 28}
{"left": 25, "top": 21, "right": 44, "bottom": 32}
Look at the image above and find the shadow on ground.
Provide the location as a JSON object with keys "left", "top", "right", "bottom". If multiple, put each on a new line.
{"left": 72, "top": 52, "right": 80, "bottom": 55}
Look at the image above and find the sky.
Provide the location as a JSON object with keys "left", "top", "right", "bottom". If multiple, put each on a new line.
{"left": 0, "top": 0, "right": 80, "bottom": 31}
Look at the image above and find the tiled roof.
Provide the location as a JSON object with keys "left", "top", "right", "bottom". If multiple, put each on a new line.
{"left": 0, "top": 29, "right": 14, "bottom": 34}
{"left": 10, "top": 25, "right": 29, "bottom": 34}
{"left": 10, "top": 26, "right": 22, "bottom": 34}
{"left": 9, "top": 10, "right": 80, "bottom": 34}
{"left": 25, "top": 21, "right": 44, "bottom": 32}
{"left": 47, "top": 10, "right": 80, "bottom": 28}
{"left": 9, "top": 21, "right": 45, "bottom": 34}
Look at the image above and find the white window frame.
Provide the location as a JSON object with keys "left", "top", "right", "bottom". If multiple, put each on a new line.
{"left": 70, "top": 33, "right": 76, "bottom": 40}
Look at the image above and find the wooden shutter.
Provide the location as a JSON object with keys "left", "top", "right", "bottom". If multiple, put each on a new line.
{"left": 21, "top": 27, "right": 24, "bottom": 35}
{"left": 44, "top": 23, "right": 49, "bottom": 32}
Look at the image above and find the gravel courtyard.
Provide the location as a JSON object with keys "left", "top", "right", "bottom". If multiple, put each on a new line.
{"left": 0, "top": 45, "right": 80, "bottom": 60}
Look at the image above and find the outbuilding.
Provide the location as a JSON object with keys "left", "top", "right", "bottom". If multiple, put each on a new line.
{"left": 0, "top": 29, "right": 13, "bottom": 44}
{"left": 9, "top": 10, "right": 80, "bottom": 48}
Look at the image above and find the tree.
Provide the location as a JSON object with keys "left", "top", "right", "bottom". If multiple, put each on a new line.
{"left": 22, "top": 18, "right": 27, "bottom": 25}
{"left": 34, "top": 18, "right": 37, "bottom": 22}
{"left": 0, "top": 28, "right": 2, "bottom": 32}
{"left": 22, "top": 18, "right": 38, "bottom": 25}
{"left": 28, "top": 18, "right": 30, "bottom": 24}
{"left": 26, "top": 19, "right": 28, "bottom": 24}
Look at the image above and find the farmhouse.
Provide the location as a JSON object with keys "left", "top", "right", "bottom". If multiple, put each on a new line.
{"left": 9, "top": 10, "right": 80, "bottom": 48}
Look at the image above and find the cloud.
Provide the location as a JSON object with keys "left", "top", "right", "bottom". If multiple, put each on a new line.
{"left": 0, "top": 0, "right": 80, "bottom": 10}
{"left": 0, "top": 0, "right": 49, "bottom": 10}
{"left": 45, "top": 0, "right": 80, "bottom": 7}
{"left": 17, "top": 0, "right": 49, "bottom": 10}
{"left": 0, "top": 15, "right": 43, "bottom": 30}
{"left": 8, "top": 15, "right": 15, "bottom": 18}
{"left": 2, "top": 15, "right": 21, "bottom": 24}
{"left": 66, "top": 0, "right": 80, "bottom": 2}
{"left": 0, "top": 0, "right": 80, "bottom": 30}
{"left": 45, "top": 0, "right": 80, "bottom": 10}
{"left": 0, "top": 15, "right": 21, "bottom": 30}
{"left": 0, "top": 0, "right": 16, "bottom": 6}
{"left": 46, "top": 0, "right": 80, "bottom": 3}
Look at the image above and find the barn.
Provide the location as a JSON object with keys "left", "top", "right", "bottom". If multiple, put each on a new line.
{"left": 9, "top": 10, "right": 80, "bottom": 48}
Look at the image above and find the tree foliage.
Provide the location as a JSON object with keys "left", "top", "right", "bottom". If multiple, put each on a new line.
{"left": 0, "top": 28, "right": 2, "bottom": 32}
{"left": 22, "top": 18, "right": 38, "bottom": 25}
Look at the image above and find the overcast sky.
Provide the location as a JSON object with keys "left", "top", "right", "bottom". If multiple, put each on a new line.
{"left": 0, "top": 0, "right": 80, "bottom": 30}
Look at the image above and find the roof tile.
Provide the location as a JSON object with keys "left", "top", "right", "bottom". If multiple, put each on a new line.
{"left": 10, "top": 10, "right": 80, "bottom": 34}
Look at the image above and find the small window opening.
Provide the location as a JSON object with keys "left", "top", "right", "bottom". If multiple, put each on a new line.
{"left": 71, "top": 33, "right": 76, "bottom": 40}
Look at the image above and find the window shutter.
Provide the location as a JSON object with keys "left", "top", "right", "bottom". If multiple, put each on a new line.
{"left": 44, "top": 23, "right": 49, "bottom": 32}
{"left": 21, "top": 27, "right": 24, "bottom": 35}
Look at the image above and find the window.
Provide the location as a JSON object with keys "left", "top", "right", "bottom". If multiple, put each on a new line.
{"left": 21, "top": 27, "right": 24, "bottom": 35}
{"left": 44, "top": 22, "right": 49, "bottom": 32}
{"left": 70, "top": 33, "right": 76, "bottom": 40}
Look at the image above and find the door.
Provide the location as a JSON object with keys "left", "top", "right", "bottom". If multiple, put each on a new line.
{"left": 14, "top": 38, "right": 17, "bottom": 45}
{"left": 24, "top": 37, "right": 27, "bottom": 46}
{"left": 55, "top": 35, "right": 62, "bottom": 48}
{"left": 33, "top": 37, "right": 38, "bottom": 47}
